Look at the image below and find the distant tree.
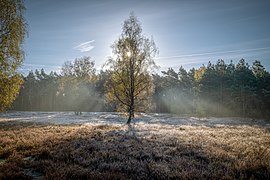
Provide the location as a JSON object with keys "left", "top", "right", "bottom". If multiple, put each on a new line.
{"left": 59, "top": 57, "right": 100, "bottom": 112}
{"left": 35, "top": 69, "right": 58, "bottom": 110}
{"left": 187, "top": 68, "right": 197, "bottom": 114}
{"left": 14, "top": 71, "right": 34, "bottom": 110}
{"left": 178, "top": 66, "right": 190, "bottom": 89}
{"left": 12, "top": 69, "right": 60, "bottom": 111}
{"left": 232, "top": 59, "right": 256, "bottom": 117}
{"left": 160, "top": 67, "right": 194, "bottom": 114}
{"left": 95, "top": 70, "right": 111, "bottom": 111}
{"left": 0, "top": 0, "right": 27, "bottom": 111}
{"left": 194, "top": 65, "right": 206, "bottom": 81}
{"left": 199, "top": 60, "right": 231, "bottom": 115}
{"left": 252, "top": 60, "right": 266, "bottom": 78}
{"left": 251, "top": 60, "right": 270, "bottom": 117}
{"left": 105, "top": 13, "right": 158, "bottom": 123}
{"left": 152, "top": 74, "right": 165, "bottom": 113}
{"left": 61, "top": 57, "right": 96, "bottom": 81}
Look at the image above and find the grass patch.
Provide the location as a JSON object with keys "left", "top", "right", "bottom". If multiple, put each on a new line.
{"left": 0, "top": 121, "right": 269, "bottom": 179}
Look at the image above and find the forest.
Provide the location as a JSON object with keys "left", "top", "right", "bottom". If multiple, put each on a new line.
{"left": 12, "top": 58, "right": 270, "bottom": 119}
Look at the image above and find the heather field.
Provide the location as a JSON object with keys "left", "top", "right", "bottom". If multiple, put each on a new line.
{"left": 0, "top": 112, "right": 270, "bottom": 179}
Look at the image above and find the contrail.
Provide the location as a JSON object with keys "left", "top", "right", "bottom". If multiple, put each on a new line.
{"left": 155, "top": 47, "right": 270, "bottom": 60}
{"left": 23, "top": 63, "right": 61, "bottom": 68}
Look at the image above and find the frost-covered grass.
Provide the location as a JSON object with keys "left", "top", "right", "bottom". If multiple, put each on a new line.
{"left": 0, "top": 112, "right": 269, "bottom": 179}
{"left": 0, "top": 114, "right": 270, "bottom": 179}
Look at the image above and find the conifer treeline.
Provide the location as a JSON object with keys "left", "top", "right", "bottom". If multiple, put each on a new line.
{"left": 12, "top": 58, "right": 270, "bottom": 119}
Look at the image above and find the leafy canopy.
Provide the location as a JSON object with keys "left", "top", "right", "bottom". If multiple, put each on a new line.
{"left": 105, "top": 13, "right": 158, "bottom": 122}
{"left": 0, "top": 0, "right": 27, "bottom": 111}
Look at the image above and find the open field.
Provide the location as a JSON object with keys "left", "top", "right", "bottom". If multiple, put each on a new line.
{"left": 0, "top": 112, "right": 270, "bottom": 179}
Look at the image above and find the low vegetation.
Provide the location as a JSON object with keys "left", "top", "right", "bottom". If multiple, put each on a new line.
{"left": 0, "top": 120, "right": 269, "bottom": 179}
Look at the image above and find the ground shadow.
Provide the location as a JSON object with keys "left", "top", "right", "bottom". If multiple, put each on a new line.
{"left": 1, "top": 122, "right": 269, "bottom": 179}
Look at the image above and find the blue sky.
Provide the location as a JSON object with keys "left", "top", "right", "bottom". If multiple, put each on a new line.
{"left": 22, "top": 0, "right": 270, "bottom": 74}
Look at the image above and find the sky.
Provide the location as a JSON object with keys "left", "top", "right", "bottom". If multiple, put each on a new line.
{"left": 22, "top": 0, "right": 270, "bottom": 74}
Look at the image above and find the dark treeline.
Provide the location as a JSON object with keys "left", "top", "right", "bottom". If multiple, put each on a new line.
{"left": 13, "top": 57, "right": 105, "bottom": 112}
{"left": 12, "top": 58, "right": 270, "bottom": 119}
{"left": 154, "top": 59, "right": 270, "bottom": 118}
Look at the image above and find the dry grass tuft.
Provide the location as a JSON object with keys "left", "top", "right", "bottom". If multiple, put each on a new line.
{"left": 0, "top": 120, "right": 269, "bottom": 179}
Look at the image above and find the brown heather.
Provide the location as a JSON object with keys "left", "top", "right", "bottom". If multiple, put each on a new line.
{"left": 0, "top": 121, "right": 269, "bottom": 179}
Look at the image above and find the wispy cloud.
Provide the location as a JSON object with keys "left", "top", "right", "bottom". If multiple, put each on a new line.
{"left": 154, "top": 46, "right": 270, "bottom": 71}
{"left": 155, "top": 47, "right": 270, "bottom": 60}
{"left": 23, "top": 63, "right": 61, "bottom": 68}
{"left": 74, "top": 40, "right": 95, "bottom": 52}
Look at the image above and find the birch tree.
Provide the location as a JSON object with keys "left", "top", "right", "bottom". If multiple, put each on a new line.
{"left": 105, "top": 13, "right": 158, "bottom": 123}
{"left": 0, "top": 0, "right": 27, "bottom": 111}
